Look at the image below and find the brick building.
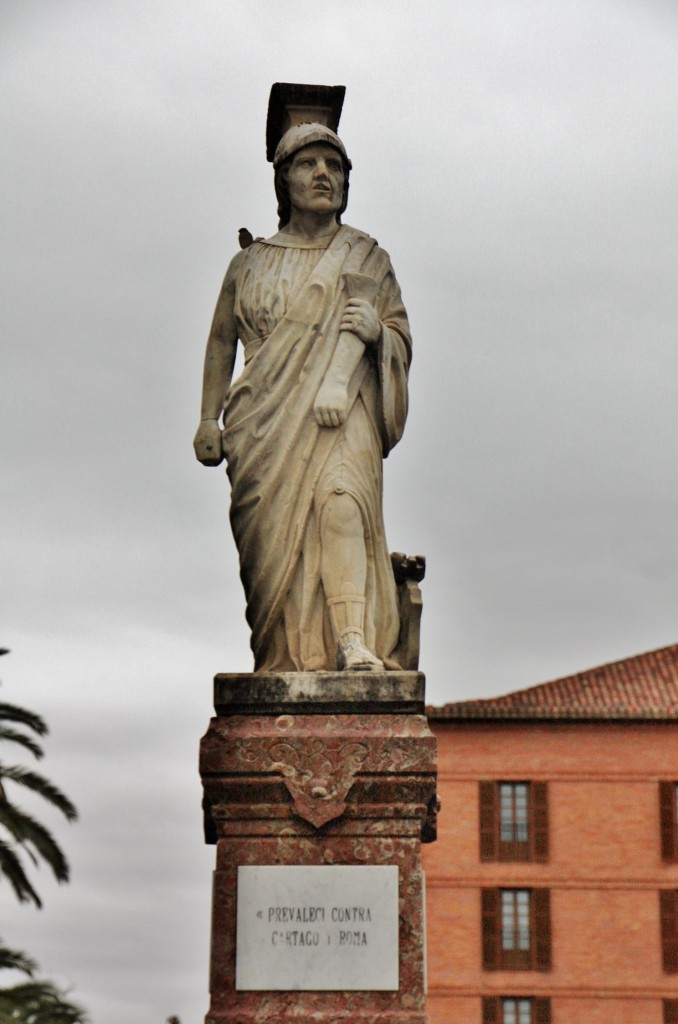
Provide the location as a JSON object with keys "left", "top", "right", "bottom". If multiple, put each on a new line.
{"left": 423, "top": 643, "right": 678, "bottom": 1024}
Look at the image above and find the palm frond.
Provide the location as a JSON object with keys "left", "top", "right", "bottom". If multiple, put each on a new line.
{"left": 0, "top": 727, "right": 43, "bottom": 759}
{"left": 0, "top": 839, "right": 41, "bottom": 906}
{"left": 0, "top": 804, "right": 70, "bottom": 884}
{"left": 0, "top": 679, "right": 79, "bottom": 912}
{"left": 0, "top": 768, "right": 77, "bottom": 821}
{"left": 0, "top": 980, "right": 89, "bottom": 1023}
{"left": 0, "top": 941, "right": 37, "bottom": 976}
{"left": 0, "top": 704, "right": 47, "bottom": 738}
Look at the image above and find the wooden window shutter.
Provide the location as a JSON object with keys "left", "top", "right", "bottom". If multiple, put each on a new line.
{"left": 481, "top": 996, "right": 500, "bottom": 1024}
{"left": 534, "top": 998, "right": 552, "bottom": 1024}
{"left": 531, "top": 782, "right": 549, "bottom": 863}
{"left": 665, "top": 1000, "right": 678, "bottom": 1024}
{"left": 660, "top": 890, "right": 678, "bottom": 973}
{"left": 660, "top": 783, "right": 678, "bottom": 862}
{"left": 481, "top": 888, "right": 500, "bottom": 970}
{"left": 479, "top": 782, "right": 498, "bottom": 861}
{"left": 533, "top": 888, "right": 552, "bottom": 971}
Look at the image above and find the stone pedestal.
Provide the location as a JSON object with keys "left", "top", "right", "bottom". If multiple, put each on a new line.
{"left": 199, "top": 671, "right": 437, "bottom": 1024}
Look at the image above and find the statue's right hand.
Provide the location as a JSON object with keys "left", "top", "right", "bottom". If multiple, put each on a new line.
{"left": 313, "top": 381, "right": 349, "bottom": 428}
{"left": 193, "top": 419, "right": 224, "bottom": 466}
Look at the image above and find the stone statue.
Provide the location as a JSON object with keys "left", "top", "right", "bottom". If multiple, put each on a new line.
{"left": 193, "top": 84, "right": 412, "bottom": 674}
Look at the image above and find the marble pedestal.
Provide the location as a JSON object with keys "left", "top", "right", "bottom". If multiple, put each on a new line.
{"left": 199, "top": 671, "right": 437, "bottom": 1024}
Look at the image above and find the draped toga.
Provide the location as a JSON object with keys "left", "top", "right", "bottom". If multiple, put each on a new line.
{"left": 220, "top": 224, "right": 412, "bottom": 672}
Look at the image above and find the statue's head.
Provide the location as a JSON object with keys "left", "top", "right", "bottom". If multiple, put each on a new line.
{"left": 273, "top": 123, "right": 351, "bottom": 228}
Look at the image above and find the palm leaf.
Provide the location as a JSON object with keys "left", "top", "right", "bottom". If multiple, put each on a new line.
{"left": 0, "top": 941, "right": 36, "bottom": 976}
{"left": 0, "top": 704, "right": 47, "bottom": 737}
{"left": 0, "top": 804, "right": 69, "bottom": 884}
{"left": 0, "top": 839, "right": 41, "bottom": 906}
{"left": 0, "top": 981, "right": 88, "bottom": 1023}
{"left": 0, "top": 727, "right": 43, "bottom": 759}
{"left": 0, "top": 677, "right": 78, "bottom": 912}
{"left": 0, "top": 768, "right": 77, "bottom": 821}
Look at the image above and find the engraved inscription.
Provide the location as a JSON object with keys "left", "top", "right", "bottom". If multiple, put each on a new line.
{"left": 236, "top": 865, "right": 399, "bottom": 991}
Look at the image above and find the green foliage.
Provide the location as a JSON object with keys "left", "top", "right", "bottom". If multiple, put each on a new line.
{"left": 0, "top": 654, "right": 89, "bottom": 1023}
{"left": 0, "top": 944, "right": 36, "bottom": 977}
{"left": 0, "top": 980, "right": 88, "bottom": 1023}
{"left": 0, "top": 939, "right": 88, "bottom": 1024}
{"left": 0, "top": 677, "right": 77, "bottom": 908}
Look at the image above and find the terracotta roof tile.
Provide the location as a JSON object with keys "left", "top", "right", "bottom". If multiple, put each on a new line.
{"left": 428, "top": 643, "right": 678, "bottom": 721}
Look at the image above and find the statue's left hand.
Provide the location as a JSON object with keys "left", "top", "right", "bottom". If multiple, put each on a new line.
{"left": 193, "top": 419, "right": 224, "bottom": 466}
{"left": 341, "top": 299, "right": 381, "bottom": 346}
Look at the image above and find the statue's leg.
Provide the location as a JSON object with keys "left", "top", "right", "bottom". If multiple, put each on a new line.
{"left": 320, "top": 491, "right": 384, "bottom": 671}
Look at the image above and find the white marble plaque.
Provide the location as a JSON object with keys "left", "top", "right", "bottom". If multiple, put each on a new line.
{"left": 235, "top": 865, "right": 399, "bottom": 991}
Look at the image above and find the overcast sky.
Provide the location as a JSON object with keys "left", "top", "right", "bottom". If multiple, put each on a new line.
{"left": 2, "top": 1, "right": 678, "bottom": 1020}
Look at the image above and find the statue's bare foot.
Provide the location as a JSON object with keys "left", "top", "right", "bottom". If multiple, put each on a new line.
{"left": 337, "top": 635, "right": 384, "bottom": 672}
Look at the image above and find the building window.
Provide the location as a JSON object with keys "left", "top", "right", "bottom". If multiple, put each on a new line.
{"left": 482, "top": 997, "right": 551, "bottom": 1024}
{"left": 502, "top": 997, "right": 532, "bottom": 1023}
{"left": 660, "top": 783, "right": 678, "bottom": 862}
{"left": 502, "top": 890, "right": 531, "bottom": 960}
{"left": 479, "top": 781, "right": 549, "bottom": 862}
{"left": 481, "top": 888, "right": 551, "bottom": 971}
{"left": 665, "top": 999, "right": 678, "bottom": 1024}
{"left": 501, "top": 783, "right": 529, "bottom": 843}
{"left": 661, "top": 890, "right": 678, "bottom": 973}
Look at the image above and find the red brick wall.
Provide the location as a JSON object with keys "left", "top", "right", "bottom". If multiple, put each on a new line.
{"left": 423, "top": 720, "right": 678, "bottom": 1023}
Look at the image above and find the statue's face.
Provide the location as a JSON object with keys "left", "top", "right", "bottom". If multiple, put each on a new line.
{"left": 285, "top": 143, "right": 345, "bottom": 216}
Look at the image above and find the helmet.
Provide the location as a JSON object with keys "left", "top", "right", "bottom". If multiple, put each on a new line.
{"left": 273, "top": 122, "right": 352, "bottom": 170}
